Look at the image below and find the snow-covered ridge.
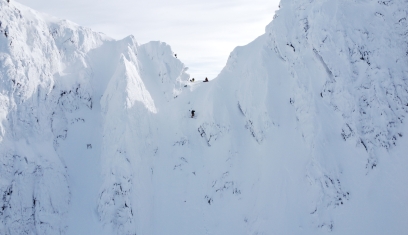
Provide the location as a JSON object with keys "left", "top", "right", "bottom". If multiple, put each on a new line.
{"left": 0, "top": 1, "right": 188, "bottom": 233}
{"left": 1, "top": 0, "right": 407, "bottom": 234}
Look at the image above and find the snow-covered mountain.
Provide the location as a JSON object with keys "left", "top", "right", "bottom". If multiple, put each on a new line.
{"left": 1, "top": 0, "right": 407, "bottom": 234}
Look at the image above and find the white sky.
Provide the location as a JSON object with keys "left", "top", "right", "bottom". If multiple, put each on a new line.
{"left": 16, "top": 0, "right": 280, "bottom": 79}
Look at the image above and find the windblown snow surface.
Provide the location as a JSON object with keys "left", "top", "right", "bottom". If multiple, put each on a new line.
{"left": 1, "top": 0, "right": 408, "bottom": 234}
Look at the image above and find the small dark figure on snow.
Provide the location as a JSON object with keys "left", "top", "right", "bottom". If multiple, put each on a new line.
{"left": 174, "top": 54, "right": 177, "bottom": 58}
{"left": 203, "top": 77, "right": 209, "bottom": 82}
{"left": 190, "top": 78, "right": 195, "bottom": 82}
{"left": 191, "top": 110, "right": 195, "bottom": 118}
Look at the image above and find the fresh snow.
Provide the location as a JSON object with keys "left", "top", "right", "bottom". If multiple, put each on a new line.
{"left": 1, "top": 0, "right": 408, "bottom": 234}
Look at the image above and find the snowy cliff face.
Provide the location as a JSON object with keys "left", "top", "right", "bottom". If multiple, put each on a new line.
{"left": 266, "top": 1, "right": 408, "bottom": 230}
{"left": 0, "top": 1, "right": 188, "bottom": 234}
{"left": 268, "top": 0, "right": 408, "bottom": 169}
{"left": 209, "top": 0, "right": 408, "bottom": 233}
{"left": 1, "top": 0, "right": 408, "bottom": 235}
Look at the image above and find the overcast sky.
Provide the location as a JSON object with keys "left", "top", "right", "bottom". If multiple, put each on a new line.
{"left": 17, "top": 0, "right": 280, "bottom": 79}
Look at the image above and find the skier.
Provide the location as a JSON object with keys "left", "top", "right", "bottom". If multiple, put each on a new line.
{"left": 203, "top": 77, "right": 209, "bottom": 82}
{"left": 190, "top": 78, "right": 195, "bottom": 82}
{"left": 174, "top": 54, "right": 177, "bottom": 58}
{"left": 191, "top": 110, "right": 195, "bottom": 118}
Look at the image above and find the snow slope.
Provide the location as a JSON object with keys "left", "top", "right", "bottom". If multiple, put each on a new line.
{"left": 1, "top": 0, "right": 408, "bottom": 234}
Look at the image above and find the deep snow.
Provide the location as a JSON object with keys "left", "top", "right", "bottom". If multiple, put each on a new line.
{"left": 0, "top": 0, "right": 408, "bottom": 234}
